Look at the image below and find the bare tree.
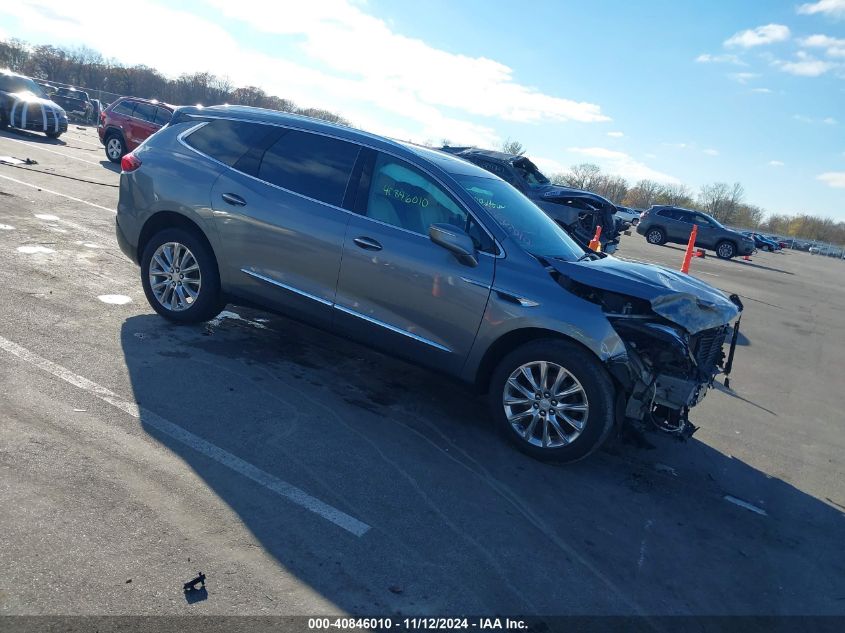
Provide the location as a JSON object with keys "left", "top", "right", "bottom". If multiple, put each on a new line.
{"left": 623, "top": 179, "right": 664, "bottom": 209}
{"left": 0, "top": 38, "right": 30, "bottom": 72}
{"left": 557, "top": 163, "right": 603, "bottom": 191}
{"left": 501, "top": 137, "right": 525, "bottom": 156}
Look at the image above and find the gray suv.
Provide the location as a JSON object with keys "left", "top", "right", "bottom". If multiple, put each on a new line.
{"left": 637, "top": 205, "right": 755, "bottom": 259}
{"left": 116, "top": 106, "right": 743, "bottom": 462}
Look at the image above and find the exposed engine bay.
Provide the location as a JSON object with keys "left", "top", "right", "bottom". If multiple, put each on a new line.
{"left": 543, "top": 254, "right": 744, "bottom": 437}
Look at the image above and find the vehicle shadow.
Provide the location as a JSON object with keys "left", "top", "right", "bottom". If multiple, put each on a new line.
{"left": 728, "top": 259, "right": 795, "bottom": 275}
{"left": 99, "top": 160, "right": 120, "bottom": 173}
{"left": 0, "top": 128, "right": 67, "bottom": 146}
{"left": 119, "top": 310, "right": 845, "bottom": 615}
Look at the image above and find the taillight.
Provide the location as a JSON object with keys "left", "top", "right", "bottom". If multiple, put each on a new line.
{"left": 121, "top": 153, "right": 142, "bottom": 172}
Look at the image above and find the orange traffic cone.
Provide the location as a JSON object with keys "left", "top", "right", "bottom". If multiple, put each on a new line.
{"left": 588, "top": 225, "right": 602, "bottom": 251}
{"left": 743, "top": 254, "right": 751, "bottom": 262}
{"left": 680, "top": 225, "right": 698, "bottom": 273}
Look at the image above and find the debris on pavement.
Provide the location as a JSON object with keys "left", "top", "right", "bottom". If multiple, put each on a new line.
{"left": 183, "top": 571, "right": 206, "bottom": 592}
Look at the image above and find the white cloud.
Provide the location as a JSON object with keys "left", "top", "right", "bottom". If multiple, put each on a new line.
{"left": 729, "top": 72, "right": 760, "bottom": 84}
{"left": 798, "top": 34, "right": 845, "bottom": 58}
{"left": 817, "top": 171, "right": 845, "bottom": 187}
{"left": 695, "top": 53, "right": 747, "bottom": 65}
{"left": 794, "top": 114, "right": 815, "bottom": 122}
{"left": 824, "top": 117, "right": 839, "bottom": 124}
{"left": 703, "top": 149, "right": 719, "bottom": 156}
{"left": 0, "top": 0, "right": 609, "bottom": 152}
{"left": 725, "top": 24, "right": 791, "bottom": 48}
{"left": 531, "top": 156, "right": 570, "bottom": 176}
{"left": 797, "top": 0, "right": 845, "bottom": 18}
{"left": 204, "top": 0, "right": 610, "bottom": 125}
{"left": 768, "top": 160, "right": 785, "bottom": 166}
{"left": 644, "top": 153, "right": 657, "bottom": 159}
{"left": 566, "top": 147, "right": 679, "bottom": 183}
{"left": 775, "top": 53, "right": 837, "bottom": 76}
{"left": 751, "top": 87, "right": 774, "bottom": 93}
{"left": 606, "top": 131, "right": 624, "bottom": 137}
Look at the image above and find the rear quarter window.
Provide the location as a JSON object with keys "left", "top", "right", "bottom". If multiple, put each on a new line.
{"left": 258, "top": 130, "right": 360, "bottom": 206}
{"left": 154, "top": 108, "right": 172, "bottom": 126}
{"left": 183, "top": 119, "right": 269, "bottom": 167}
{"left": 133, "top": 102, "right": 157, "bottom": 123}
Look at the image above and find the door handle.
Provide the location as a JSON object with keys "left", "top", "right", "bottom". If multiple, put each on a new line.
{"left": 221, "top": 192, "right": 247, "bottom": 207}
{"left": 353, "top": 236, "right": 382, "bottom": 251}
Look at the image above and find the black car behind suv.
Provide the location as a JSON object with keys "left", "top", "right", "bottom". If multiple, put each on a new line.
{"left": 637, "top": 205, "right": 755, "bottom": 259}
{"left": 440, "top": 147, "right": 620, "bottom": 252}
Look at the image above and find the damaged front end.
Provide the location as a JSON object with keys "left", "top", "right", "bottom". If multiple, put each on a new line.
{"left": 546, "top": 257, "right": 744, "bottom": 437}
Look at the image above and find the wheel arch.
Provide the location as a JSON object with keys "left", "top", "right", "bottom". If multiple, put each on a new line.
{"left": 137, "top": 211, "right": 219, "bottom": 274}
{"left": 472, "top": 327, "right": 602, "bottom": 394}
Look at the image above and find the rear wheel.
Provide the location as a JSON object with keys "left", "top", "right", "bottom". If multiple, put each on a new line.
{"left": 716, "top": 240, "right": 737, "bottom": 259}
{"left": 105, "top": 133, "right": 125, "bottom": 163}
{"left": 645, "top": 227, "right": 666, "bottom": 245}
{"left": 140, "top": 228, "right": 224, "bottom": 324}
{"left": 46, "top": 131, "right": 62, "bottom": 139}
{"left": 489, "top": 340, "right": 616, "bottom": 463}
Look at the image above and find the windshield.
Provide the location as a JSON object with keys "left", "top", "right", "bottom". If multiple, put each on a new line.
{"left": 0, "top": 75, "right": 47, "bottom": 98}
{"left": 513, "top": 159, "right": 550, "bottom": 187}
{"left": 456, "top": 175, "right": 585, "bottom": 262}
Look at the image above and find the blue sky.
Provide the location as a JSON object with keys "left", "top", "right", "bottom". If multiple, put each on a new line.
{"left": 1, "top": 0, "right": 843, "bottom": 219}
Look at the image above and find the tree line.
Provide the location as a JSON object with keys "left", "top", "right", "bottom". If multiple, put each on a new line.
{"left": 2, "top": 37, "right": 841, "bottom": 244}
{"left": 0, "top": 38, "right": 350, "bottom": 126}
{"left": 549, "top": 161, "right": 844, "bottom": 245}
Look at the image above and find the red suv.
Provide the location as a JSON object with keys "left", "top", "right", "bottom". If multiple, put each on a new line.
{"left": 98, "top": 97, "right": 174, "bottom": 163}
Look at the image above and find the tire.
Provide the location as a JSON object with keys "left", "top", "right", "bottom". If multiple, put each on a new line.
{"left": 140, "top": 228, "right": 224, "bottom": 324}
{"left": 716, "top": 240, "right": 737, "bottom": 259}
{"left": 488, "top": 339, "right": 616, "bottom": 463}
{"left": 0, "top": 111, "right": 8, "bottom": 130}
{"left": 104, "top": 133, "right": 125, "bottom": 163}
{"left": 46, "top": 131, "right": 62, "bottom": 139}
{"left": 631, "top": 217, "right": 639, "bottom": 226}
{"left": 645, "top": 227, "right": 666, "bottom": 245}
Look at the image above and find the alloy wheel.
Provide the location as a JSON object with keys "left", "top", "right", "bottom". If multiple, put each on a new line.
{"left": 647, "top": 229, "right": 663, "bottom": 244}
{"left": 503, "top": 361, "right": 589, "bottom": 448}
{"left": 107, "top": 138, "right": 123, "bottom": 159}
{"left": 148, "top": 242, "right": 202, "bottom": 312}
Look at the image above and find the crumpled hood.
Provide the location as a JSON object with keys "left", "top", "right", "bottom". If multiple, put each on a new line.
{"left": 549, "top": 256, "right": 740, "bottom": 334}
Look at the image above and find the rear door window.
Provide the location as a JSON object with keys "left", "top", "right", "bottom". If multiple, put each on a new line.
{"left": 153, "top": 108, "right": 172, "bottom": 126}
{"left": 258, "top": 130, "right": 359, "bottom": 206}
{"left": 133, "top": 102, "right": 157, "bottom": 123}
{"left": 111, "top": 100, "right": 136, "bottom": 117}
{"left": 184, "top": 119, "right": 269, "bottom": 167}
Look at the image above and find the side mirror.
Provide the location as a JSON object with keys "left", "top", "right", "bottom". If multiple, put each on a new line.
{"left": 428, "top": 223, "right": 478, "bottom": 267}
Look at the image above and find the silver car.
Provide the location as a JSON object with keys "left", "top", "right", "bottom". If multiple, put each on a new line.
{"left": 115, "top": 105, "right": 743, "bottom": 462}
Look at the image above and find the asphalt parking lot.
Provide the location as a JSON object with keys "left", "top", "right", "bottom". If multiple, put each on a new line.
{"left": 1, "top": 126, "right": 844, "bottom": 617}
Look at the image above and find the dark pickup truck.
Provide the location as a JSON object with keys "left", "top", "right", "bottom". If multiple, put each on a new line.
{"left": 51, "top": 87, "right": 92, "bottom": 121}
{"left": 440, "top": 146, "right": 621, "bottom": 252}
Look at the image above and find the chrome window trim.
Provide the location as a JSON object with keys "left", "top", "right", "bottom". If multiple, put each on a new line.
{"left": 177, "top": 114, "right": 503, "bottom": 258}
{"left": 333, "top": 305, "right": 451, "bottom": 353}
{"left": 110, "top": 99, "right": 169, "bottom": 127}
{"left": 241, "top": 267, "right": 452, "bottom": 353}
{"left": 241, "top": 268, "right": 332, "bottom": 306}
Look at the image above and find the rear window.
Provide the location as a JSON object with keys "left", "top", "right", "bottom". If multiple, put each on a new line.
{"left": 183, "top": 119, "right": 269, "bottom": 167}
{"left": 258, "top": 130, "right": 360, "bottom": 206}
{"left": 657, "top": 208, "right": 679, "bottom": 219}
{"left": 111, "top": 100, "right": 135, "bottom": 117}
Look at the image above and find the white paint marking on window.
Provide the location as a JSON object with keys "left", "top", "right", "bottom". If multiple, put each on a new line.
{"left": 0, "top": 173, "right": 114, "bottom": 213}
{"left": 0, "top": 334, "right": 370, "bottom": 537}
{"left": 97, "top": 294, "right": 132, "bottom": 305}
{"left": 724, "top": 495, "right": 768, "bottom": 516}
{"left": 17, "top": 245, "right": 55, "bottom": 254}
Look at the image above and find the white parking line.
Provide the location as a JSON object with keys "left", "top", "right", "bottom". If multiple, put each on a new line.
{"left": 0, "top": 334, "right": 371, "bottom": 537}
{"left": 0, "top": 136, "right": 101, "bottom": 165}
{"left": 0, "top": 172, "right": 114, "bottom": 213}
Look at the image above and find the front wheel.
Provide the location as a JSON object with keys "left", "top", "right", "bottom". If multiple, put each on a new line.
{"left": 716, "top": 240, "right": 737, "bottom": 259}
{"left": 489, "top": 340, "right": 616, "bottom": 463}
{"left": 140, "top": 228, "right": 224, "bottom": 324}
{"left": 46, "top": 131, "right": 62, "bottom": 139}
